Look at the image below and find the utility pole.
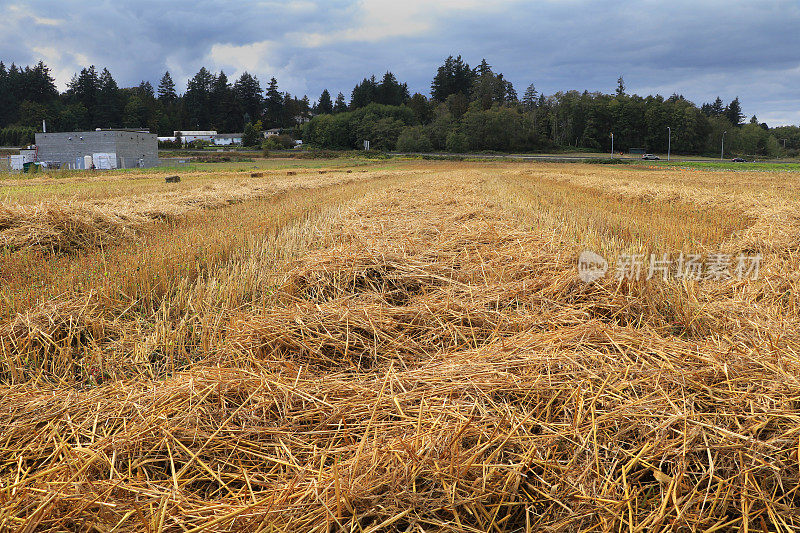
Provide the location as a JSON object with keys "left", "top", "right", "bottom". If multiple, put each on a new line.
{"left": 667, "top": 126, "right": 671, "bottom": 161}
{"left": 781, "top": 138, "right": 788, "bottom": 149}
{"left": 610, "top": 132, "right": 614, "bottom": 158}
{"left": 721, "top": 131, "right": 727, "bottom": 160}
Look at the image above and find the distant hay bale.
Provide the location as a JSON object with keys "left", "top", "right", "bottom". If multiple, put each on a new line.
{"left": 250, "top": 172, "right": 264, "bottom": 178}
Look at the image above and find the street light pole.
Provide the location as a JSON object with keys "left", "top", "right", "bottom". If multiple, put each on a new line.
{"left": 610, "top": 132, "right": 614, "bottom": 158}
{"left": 667, "top": 127, "right": 671, "bottom": 161}
{"left": 721, "top": 131, "right": 727, "bottom": 160}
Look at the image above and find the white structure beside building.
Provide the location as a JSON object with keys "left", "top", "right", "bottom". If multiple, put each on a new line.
{"left": 212, "top": 133, "right": 243, "bottom": 146}
{"left": 263, "top": 128, "right": 281, "bottom": 138}
{"left": 174, "top": 131, "right": 217, "bottom": 143}
{"left": 9, "top": 149, "right": 36, "bottom": 170}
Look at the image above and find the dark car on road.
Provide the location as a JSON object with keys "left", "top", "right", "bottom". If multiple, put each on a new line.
{"left": 732, "top": 157, "right": 747, "bottom": 163}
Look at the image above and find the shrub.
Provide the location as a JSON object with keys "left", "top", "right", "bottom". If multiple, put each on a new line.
{"left": 445, "top": 131, "right": 468, "bottom": 153}
{"left": 396, "top": 126, "right": 432, "bottom": 153}
{"left": 242, "top": 123, "right": 261, "bottom": 148}
{"left": 187, "top": 140, "right": 212, "bottom": 149}
{"left": 262, "top": 136, "right": 282, "bottom": 150}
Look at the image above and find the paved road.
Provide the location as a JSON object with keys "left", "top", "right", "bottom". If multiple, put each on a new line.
{"left": 392, "top": 152, "right": 781, "bottom": 163}
{"left": 7, "top": 147, "right": 796, "bottom": 165}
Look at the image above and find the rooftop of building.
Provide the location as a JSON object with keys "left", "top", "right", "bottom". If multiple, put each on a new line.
{"left": 38, "top": 129, "right": 153, "bottom": 135}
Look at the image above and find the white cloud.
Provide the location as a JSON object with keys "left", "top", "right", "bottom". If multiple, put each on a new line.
{"left": 7, "top": 4, "right": 62, "bottom": 26}
{"left": 290, "top": 0, "right": 518, "bottom": 47}
{"left": 204, "top": 40, "right": 310, "bottom": 94}
{"left": 209, "top": 41, "right": 278, "bottom": 73}
{"left": 285, "top": 0, "right": 317, "bottom": 12}
{"left": 31, "top": 47, "right": 89, "bottom": 88}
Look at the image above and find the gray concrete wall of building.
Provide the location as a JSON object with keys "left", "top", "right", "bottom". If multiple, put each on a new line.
{"left": 34, "top": 130, "right": 159, "bottom": 169}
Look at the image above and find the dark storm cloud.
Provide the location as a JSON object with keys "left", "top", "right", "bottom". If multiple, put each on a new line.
{"left": 1, "top": 0, "right": 798, "bottom": 124}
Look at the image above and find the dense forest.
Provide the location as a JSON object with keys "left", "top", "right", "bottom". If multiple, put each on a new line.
{"left": 0, "top": 62, "right": 311, "bottom": 146}
{"left": 1, "top": 57, "right": 799, "bottom": 157}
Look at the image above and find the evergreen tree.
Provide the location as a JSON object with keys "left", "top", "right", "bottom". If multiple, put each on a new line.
{"left": 137, "top": 81, "right": 155, "bottom": 100}
{"left": 476, "top": 58, "right": 492, "bottom": 78}
{"left": 711, "top": 96, "right": 724, "bottom": 116}
{"left": 234, "top": 72, "right": 263, "bottom": 126}
{"left": 209, "top": 71, "right": 235, "bottom": 130}
{"left": 522, "top": 84, "right": 538, "bottom": 111}
{"left": 67, "top": 66, "right": 99, "bottom": 125}
{"left": 431, "top": 55, "right": 473, "bottom": 101}
{"left": 185, "top": 67, "right": 214, "bottom": 129}
{"left": 408, "top": 93, "right": 431, "bottom": 123}
{"left": 504, "top": 79, "right": 518, "bottom": 103}
{"left": 725, "top": 97, "right": 744, "bottom": 126}
{"left": 157, "top": 71, "right": 177, "bottom": 102}
{"left": 123, "top": 95, "right": 147, "bottom": 128}
{"left": 351, "top": 75, "right": 379, "bottom": 108}
{"left": 316, "top": 89, "right": 333, "bottom": 114}
{"left": 494, "top": 73, "right": 511, "bottom": 104}
{"left": 27, "top": 61, "right": 58, "bottom": 104}
{"left": 0, "top": 62, "right": 15, "bottom": 127}
{"left": 452, "top": 56, "right": 474, "bottom": 97}
{"left": 264, "top": 77, "right": 283, "bottom": 126}
{"left": 132, "top": 81, "right": 157, "bottom": 132}
{"left": 431, "top": 56, "right": 454, "bottom": 101}
{"left": 376, "top": 72, "right": 409, "bottom": 106}
{"left": 241, "top": 122, "right": 260, "bottom": 147}
{"left": 471, "top": 59, "right": 497, "bottom": 109}
{"left": 96, "top": 68, "right": 122, "bottom": 127}
{"left": 281, "top": 92, "right": 299, "bottom": 127}
{"left": 616, "top": 76, "right": 626, "bottom": 97}
{"left": 299, "top": 95, "right": 311, "bottom": 122}
{"left": 333, "top": 92, "right": 348, "bottom": 113}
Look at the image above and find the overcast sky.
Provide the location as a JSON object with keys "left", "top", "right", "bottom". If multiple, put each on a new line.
{"left": 2, "top": 0, "right": 799, "bottom": 125}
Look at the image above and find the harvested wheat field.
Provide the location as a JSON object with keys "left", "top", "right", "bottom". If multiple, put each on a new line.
{"left": 2, "top": 160, "right": 800, "bottom": 531}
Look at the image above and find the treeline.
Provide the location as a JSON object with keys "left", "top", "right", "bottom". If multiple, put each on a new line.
{"left": 0, "top": 61, "right": 312, "bottom": 142}
{"left": 1, "top": 57, "right": 799, "bottom": 157}
{"left": 305, "top": 57, "right": 798, "bottom": 158}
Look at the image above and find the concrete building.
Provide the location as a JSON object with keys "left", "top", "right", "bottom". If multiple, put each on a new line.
{"left": 34, "top": 129, "right": 159, "bottom": 169}
{"left": 212, "top": 133, "right": 243, "bottom": 146}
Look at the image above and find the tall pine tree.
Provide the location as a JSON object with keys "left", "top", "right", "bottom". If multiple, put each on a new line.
{"left": 157, "top": 71, "right": 177, "bottom": 102}
{"left": 185, "top": 67, "right": 214, "bottom": 130}
{"left": 316, "top": 89, "right": 333, "bottom": 114}
{"left": 233, "top": 72, "right": 263, "bottom": 126}
{"left": 333, "top": 92, "right": 348, "bottom": 113}
{"left": 725, "top": 97, "right": 744, "bottom": 126}
{"left": 264, "top": 77, "right": 283, "bottom": 127}
{"left": 96, "top": 68, "right": 122, "bottom": 127}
